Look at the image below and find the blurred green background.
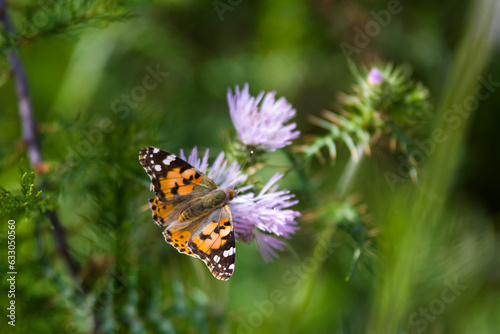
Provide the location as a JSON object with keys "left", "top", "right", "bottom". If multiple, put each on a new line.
{"left": 1, "top": 0, "right": 499, "bottom": 333}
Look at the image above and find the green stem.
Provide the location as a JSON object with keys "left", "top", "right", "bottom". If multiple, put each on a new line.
{"left": 284, "top": 146, "right": 312, "bottom": 197}
{"left": 289, "top": 143, "right": 365, "bottom": 331}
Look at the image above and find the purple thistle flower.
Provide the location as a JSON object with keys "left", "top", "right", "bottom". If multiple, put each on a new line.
{"left": 230, "top": 173, "right": 300, "bottom": 240}
{"left": 180, "top": 147, "right": 300, "bottom": 261}
{"left": 227, "top": 83, "right": 300, "bottom": 151}
{"left": 254, "top": 231, "right": 286, "bottom": 263}
{"left": 368, "top": 68, "right": 383, "bottom": 86}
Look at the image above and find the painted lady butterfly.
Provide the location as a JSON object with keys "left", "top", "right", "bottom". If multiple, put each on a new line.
{"left": 139, "top": 147, "right": 236, "bottom": 280}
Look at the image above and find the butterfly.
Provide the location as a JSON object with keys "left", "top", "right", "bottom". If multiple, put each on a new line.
{"left": 139, "top": 146, "right": 237, "bottom": 280}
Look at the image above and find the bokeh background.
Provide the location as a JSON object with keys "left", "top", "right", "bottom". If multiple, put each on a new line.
{"left": 1, "top": 0, "right": 499, "bottom": 333}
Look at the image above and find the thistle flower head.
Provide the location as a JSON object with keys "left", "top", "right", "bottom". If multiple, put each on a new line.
{"left": 230, "top": 173, "right": 300, "bottom": 261}
{"left": 227, "top": 83, "right": 300, "bottom": 151}
{"left": 303, "top": 63, "right": 431, "bottom": 184}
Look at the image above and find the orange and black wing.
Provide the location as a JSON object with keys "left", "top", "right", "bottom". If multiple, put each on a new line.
{"left": 139, "top": 146, "right": 216, "bottom": 226}
{"left": 139, "top": 146, "right": 216, "bottom": 201}
{"left": 187, "top": 205, "right": 236, "bottom": 280}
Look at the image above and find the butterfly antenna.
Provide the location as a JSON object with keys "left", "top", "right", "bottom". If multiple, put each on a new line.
{"left": 229, "top": 150, "right": 254, "bottom": 190}
{"left": 237, "top": 194, "right": 276, "bottom": 211}
{"left": 240, "top": 150, "right": 254, "bottom": 172}
{"left": 232, "top": 151, "right": 276, "bottom": 211}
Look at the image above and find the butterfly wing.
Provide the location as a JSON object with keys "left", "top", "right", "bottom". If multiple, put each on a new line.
{"left": 140, "top": 146, "right": 217, "bottom": 226}
{"left": 188, "top": 205, "right": 236, "bottom": 280}
{"left": 148, "top": 196, "right": 190, "bottom": 227}
{"left": 163, "top": 205, "right": 236, "bottom": 280}
{"left": 162, "top": 218, "right": 201, "bottom": 258}
{"left": 139, "top": 146, "right": 217, "bottom": 203}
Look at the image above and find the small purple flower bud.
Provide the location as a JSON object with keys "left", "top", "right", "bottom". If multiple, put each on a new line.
{"left": 368, "top": 68, "right": 383, "bottom": 86}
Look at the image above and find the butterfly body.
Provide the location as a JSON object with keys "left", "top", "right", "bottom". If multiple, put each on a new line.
{"left": 179, "top": 189, "right": 236, "bottom": 222}
{"left": 139, "top": 147, "right": 237, "bottom": 280}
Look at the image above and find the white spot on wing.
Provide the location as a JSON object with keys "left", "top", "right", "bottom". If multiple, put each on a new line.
{"left": 163, "top": 155, "right": 176, "bottom": 165}
{"left": 153, "top": 148, "right": 159, "bottom": 153}
{"left": 228, "top": 264, "right": 235, "bottom": 270}
{"left": 154, "top": 165, "right": 162, "bottom": 171}
{"left": 214, "top": 255, "right": 220, "bottom": 263}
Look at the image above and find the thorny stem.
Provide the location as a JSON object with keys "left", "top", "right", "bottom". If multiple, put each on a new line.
{"left": 0, "top": 0, "right": 83, "bottom": 292}
{"left": 47, "top": 210, "right": 83, "bottom": 283}
{"left": 0, "top": 0, "right": 42, "bottom": 168}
